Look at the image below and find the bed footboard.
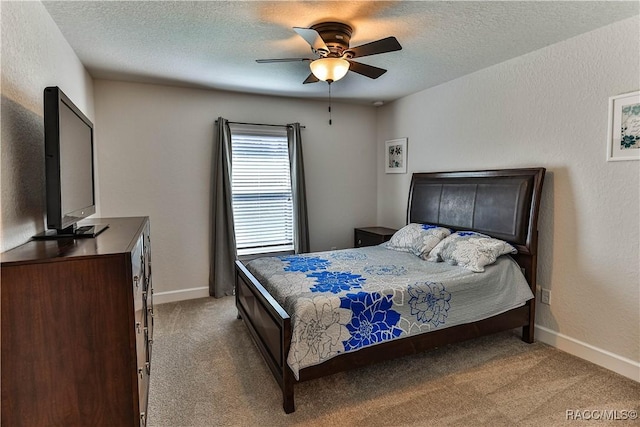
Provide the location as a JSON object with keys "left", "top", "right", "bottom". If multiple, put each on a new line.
{"left": 234, "top": 260, "right": 295, "bottom": 413}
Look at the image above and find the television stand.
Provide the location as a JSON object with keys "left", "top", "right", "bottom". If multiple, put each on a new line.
{"left": 32, "top": 223, "right": 109, "bottom": 240}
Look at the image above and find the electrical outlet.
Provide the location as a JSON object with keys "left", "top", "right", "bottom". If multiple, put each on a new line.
{"left": 540, "top": 289, "right": 551, "bottom": 305}
{"left": 330, "top": 246, "right": 337, "bottom": 250}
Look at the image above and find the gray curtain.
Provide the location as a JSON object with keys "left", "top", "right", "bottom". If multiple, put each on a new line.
{"left": 210, "top": 117, "right": 237, "bottom": 297}
{"left": 287, "top": 123, "right": 310, "bottom": 254}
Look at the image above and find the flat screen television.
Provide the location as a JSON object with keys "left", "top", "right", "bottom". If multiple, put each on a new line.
{"left": 33, "top": 86, "right": 108, "bottom": 239}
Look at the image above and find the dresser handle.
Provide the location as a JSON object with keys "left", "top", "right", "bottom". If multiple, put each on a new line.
{"left": 136, "top": 322, "right": 141, "bottom": 334}
{"left": 138, "top": 367, "right": 144, "bottom": 379}
{"left": 134, "top": 276, "right": 140, "bottom": 288}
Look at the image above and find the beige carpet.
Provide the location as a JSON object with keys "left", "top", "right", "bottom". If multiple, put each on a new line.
{"left": 147, "top": 297, "right": 639, "bottom": 427}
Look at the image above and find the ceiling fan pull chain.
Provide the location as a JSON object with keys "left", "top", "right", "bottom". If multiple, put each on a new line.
{"left": 328, "top": 82, "right": 332, "bottom": 125}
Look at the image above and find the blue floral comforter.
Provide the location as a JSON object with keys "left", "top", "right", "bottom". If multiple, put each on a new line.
{"left": 246, "top": 245, "right": 533, "bottom": 379}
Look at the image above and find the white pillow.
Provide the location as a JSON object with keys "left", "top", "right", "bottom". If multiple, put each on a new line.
{"left": 426, "top": 231, "right": 517, "bottom": 272}
{"left": 386, "top": 223, "right": 452, "bottom": 259}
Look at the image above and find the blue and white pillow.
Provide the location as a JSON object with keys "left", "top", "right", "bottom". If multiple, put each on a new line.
{"left": 386, "top": 223, "right": 451, "bottom": 259}
{"left": 426, "top": 231, "right": 517, "bottom": 272}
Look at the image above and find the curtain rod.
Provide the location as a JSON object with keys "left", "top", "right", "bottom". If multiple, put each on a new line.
{"left": 215, "top": 120, "right": 305, "bottom": 129}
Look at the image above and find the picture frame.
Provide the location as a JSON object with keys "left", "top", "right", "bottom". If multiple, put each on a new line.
{"left": 607, "top": 90, "right": 640, "bottom": 162}
{"left": 385, "top": 138, "right": 407, "bottom": 173}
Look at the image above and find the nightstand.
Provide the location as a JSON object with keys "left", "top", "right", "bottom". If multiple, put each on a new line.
{"left": 354, "top": 227, "right": 397, "bottom": 248}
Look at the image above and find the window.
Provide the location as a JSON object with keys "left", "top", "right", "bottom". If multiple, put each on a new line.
{"left": 230, "top": 124, "right": 294, "bottom": 256}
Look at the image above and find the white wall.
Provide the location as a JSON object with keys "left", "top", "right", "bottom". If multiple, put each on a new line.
{"left": 93, "top": 80, "right": 378, "bottom": 295}
{"left": 1, "top": 1, "right": 95, "bottom": 251}
{"left": 376, "top": 17, "right": 640, "bottom": 375}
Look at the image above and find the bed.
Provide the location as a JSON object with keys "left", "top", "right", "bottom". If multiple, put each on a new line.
{"left": 235, "top": 168, "right": 545, "bottom": 413}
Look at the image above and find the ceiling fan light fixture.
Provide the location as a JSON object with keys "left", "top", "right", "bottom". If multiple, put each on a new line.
{"left": 309, "top": 57, "right": 350, "bottom": 83}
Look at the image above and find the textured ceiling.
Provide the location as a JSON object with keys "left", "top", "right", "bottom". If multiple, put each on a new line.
{"left": 42, "top": 1, "right": 639, "bottom": 105}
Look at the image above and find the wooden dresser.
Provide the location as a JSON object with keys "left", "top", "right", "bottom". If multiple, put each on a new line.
{"left": 1, "top": 217, "right": 153, "bottom": 427}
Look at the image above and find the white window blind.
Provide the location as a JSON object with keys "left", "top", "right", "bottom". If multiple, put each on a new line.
{"left": 230, "top": 125, "right": 294, "bottom": 256}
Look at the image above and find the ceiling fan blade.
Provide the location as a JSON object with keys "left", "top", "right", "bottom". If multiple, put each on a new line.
{"left": 347, "top": 36, "right": 402, "bottom": 59}
{"left": 348, "top": 61, "right": 387, "bottom": 79}
{"left": 256, "top": 58, "right": 311, "bottom": 63}
{"left": 293, "top": 27, "right": 329, "bottom": 54}
{"left": 303, "top": 73, "right": 320, "bottom": 84}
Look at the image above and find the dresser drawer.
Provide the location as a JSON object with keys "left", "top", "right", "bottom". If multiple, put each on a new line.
{"left": 132, "top": 235, "right": 144, "bottom": 292}
{"left": 145, "top": 288, "right": 154, "bottom": 343}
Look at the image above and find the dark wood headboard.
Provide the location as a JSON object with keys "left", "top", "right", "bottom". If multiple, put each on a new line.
{"left": 407, "top": 168, "right": 545, "bottom": 257}
{"left": 407, "top": 168, "right": 545, "bottom": 341}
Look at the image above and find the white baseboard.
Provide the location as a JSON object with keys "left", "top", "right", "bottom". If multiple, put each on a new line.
{"left": 535, "top": 325, "right": 640, "bottom": 382}
{"left": 153, "top": 286, "right": 210, "bottom": 304}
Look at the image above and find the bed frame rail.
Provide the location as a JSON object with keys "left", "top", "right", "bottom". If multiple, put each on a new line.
{"left": 235, "top": 261, "right": 294, "bottom": 413}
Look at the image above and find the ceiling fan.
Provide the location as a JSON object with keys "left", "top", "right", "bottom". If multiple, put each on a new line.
{"left": 256, "top": 22, "right": 402, "bottom": 84}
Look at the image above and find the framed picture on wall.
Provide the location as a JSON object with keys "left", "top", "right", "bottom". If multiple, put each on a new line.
{"left": 385, "top": 138, "right": 407, "bottom": 173}
{"left": 607, "top": 90, "right": 640, "bottom": 161}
